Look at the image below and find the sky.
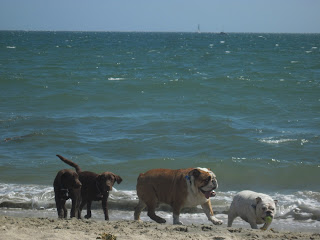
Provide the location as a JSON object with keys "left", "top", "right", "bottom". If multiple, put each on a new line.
{"left": 0, "top": 0, "right": 320, "bottom": 33}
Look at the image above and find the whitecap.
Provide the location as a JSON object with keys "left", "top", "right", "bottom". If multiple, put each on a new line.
{"left": 220, "top": 41, "right": 225, "bottom": 44}
{"left": 300, "top": 139, "right": 309, "bottom": 145}
{"left": 6, "top": 46, "right": 16, "bottom": 49}
{"left": 259, "top": 138, "right": 297, "bottom": 144}
{"left": 108, "top": 77, "right": 124, "bottom": 81}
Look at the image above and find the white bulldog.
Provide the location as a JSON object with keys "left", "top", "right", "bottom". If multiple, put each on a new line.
{"left": 228, "top": 190, "right": 277, "bottom": 230}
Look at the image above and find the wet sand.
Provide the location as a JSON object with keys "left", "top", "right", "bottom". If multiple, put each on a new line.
{"left": 1, "top": 215, "right": 320, "bottom": 240}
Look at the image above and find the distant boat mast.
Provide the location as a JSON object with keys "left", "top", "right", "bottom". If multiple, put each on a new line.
{"left": 197, "top": 24, "right": 200, "bottom": 33}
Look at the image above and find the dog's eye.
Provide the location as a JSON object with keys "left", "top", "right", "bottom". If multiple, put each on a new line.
{"left": 262, "top": 207, "right": 267, "bottom": 211}
{"left": 204, "top": 177, "right": 211, "bottom": 183}
{"left": 270, "top": 208, "right": 274, "bottom": 211}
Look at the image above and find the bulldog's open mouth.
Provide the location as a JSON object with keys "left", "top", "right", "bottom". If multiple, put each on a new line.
{"left": 200, "top": 189, "right": 216, "bottom": 199}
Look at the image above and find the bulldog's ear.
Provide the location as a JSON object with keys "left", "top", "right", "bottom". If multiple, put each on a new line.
{"left": 256, "top": 197, "right": 262, "bottom": 204}
{"left": 189, "top": 169, "right": 201, "bottom": 178}
{"left": 274, "top": 200, "right": 278, "bottom": 206}
{"left": 115, "top": 175, "right": 122, "bottom": 184}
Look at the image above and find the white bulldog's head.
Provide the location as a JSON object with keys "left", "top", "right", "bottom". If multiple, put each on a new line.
{"left": 188, "top": 168, "right": 218, "bottom": 199}
{"left": 254, "top": 196, "right": 278, "bottom": 221}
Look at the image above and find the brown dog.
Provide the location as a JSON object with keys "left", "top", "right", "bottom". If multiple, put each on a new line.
{"left": 56, "top": 154, "right": 122, "bottom": 220}
{"left": 134, "top": 167, "right": 223, "bottom": 225}
{"left": 53, "top": 169, "right": 82, "bottom": 219}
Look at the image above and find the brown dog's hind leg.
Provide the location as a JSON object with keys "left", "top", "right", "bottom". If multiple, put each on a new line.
{"left": 85, "top": 201, "right": 92, "bottom": 219}
{"left": 134, "top": 200, "right": 146, "bottom": 221}
{"left": 63, "top": 203, "right": 68, "bottom": 218}
{"left": 79, "top": 199, "right": 87, "bottom": 219}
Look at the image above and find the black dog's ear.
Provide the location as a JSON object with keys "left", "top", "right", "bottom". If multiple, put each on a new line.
{"left": 115, "top": 175, "right": 122, "bottom": 184}
{"left": 188, "top": 169, "right": 201, "bottom": 178}
{"left": 97, "top": 174, "right": 103, "bottom": 182}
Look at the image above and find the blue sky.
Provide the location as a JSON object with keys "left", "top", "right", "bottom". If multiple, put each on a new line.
{"left": 1, "top": 0, "right": 319, "bottom": 33}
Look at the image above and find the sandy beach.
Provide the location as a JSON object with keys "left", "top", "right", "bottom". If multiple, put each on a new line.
{"left": 1, "top": 215, "right": 319, "bottom": 240}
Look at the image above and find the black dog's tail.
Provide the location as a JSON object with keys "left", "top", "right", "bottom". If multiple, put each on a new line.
{"left": 56, "top": 154, "right": 82, "bottom": 174}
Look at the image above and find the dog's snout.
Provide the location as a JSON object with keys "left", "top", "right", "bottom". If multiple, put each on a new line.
{"left": 212, "top": 179, "right": 218, "bottom": 189}
{"left": 266, "top": 210, "right": 273, "bottom": 216}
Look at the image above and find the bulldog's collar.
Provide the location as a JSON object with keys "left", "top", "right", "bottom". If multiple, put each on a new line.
{"left": 185, "top": 175, "right": 191, "bottom": 184}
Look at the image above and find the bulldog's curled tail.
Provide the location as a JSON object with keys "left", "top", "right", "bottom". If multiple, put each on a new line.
{"left": 56, "top": 154, "right": 82, "bottom": 174}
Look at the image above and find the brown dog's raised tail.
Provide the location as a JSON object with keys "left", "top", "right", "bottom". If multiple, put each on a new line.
{"left": 57, "top": 154, "right": 82, "bottom": 173}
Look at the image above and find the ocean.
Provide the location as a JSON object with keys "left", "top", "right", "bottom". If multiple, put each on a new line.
{"left": 0, "top": 31, "right": 319, "bottom": 232}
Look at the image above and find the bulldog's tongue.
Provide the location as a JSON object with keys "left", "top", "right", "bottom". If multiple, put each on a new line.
{"left": 204, "top": 191, "right": 216, "bottom": 199}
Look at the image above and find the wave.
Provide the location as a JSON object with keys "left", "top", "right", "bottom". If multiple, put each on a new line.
{"left": 1, "top": 183, "right": 319, "bottom": 222}
{"left": 259, "top": 138, "right": 298, "bottom": 144}
{"left": 108, "top": 77, "right": 125, "bottom": 81}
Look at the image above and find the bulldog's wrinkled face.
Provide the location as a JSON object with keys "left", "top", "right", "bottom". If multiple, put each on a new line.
{"left": 255, "top": 197, "right": 277, "bottom": 220}
{"left": 189, "top": 168, "right": 218, "bottom": 199}
{"left": 98, "top": 172, "right": 122, "bottom": 193}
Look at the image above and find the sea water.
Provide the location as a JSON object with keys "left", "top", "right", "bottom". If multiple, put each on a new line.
{"left": 0, "top": 31, "right": 319, "bottom": 232}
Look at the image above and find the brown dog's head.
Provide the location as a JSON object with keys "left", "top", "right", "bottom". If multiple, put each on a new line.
{"left": 61, "top": 170, "right": 82, "bottom": 189}
{"left": 188, "top": 167, "right": 218, "bottom": 199}
{"left": 97, "top": 172, "right": 122, "bottom": 193}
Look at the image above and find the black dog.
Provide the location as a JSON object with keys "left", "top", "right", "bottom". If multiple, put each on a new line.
{"left": 56, "top": 154, "right": 122, "bottom": 220}
{"left": 53, "top": 169, "right": 82, "bottom": 218}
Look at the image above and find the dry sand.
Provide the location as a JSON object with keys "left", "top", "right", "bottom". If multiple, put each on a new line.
{"left": 1, "top": 215, "right": 319, "bottom": 240}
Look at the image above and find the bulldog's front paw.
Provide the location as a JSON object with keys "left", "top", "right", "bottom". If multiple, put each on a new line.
{"left": 210, "top": 216, "right": 223, "bottom": 225}
{"left": 173, "top": 220, "right": 183, "bottom": 225}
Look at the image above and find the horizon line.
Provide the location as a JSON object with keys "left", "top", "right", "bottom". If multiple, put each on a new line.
{"left": 1, "top": 29, "right": 319, "bottom": 34}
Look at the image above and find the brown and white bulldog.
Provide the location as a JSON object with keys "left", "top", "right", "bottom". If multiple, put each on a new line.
{"left": 134, "top": 167, "right": 223, "bottom": 225}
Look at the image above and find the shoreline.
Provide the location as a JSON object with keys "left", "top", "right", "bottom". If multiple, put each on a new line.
{"left": 1, "top": 215, "right": 320, "bottom": 240}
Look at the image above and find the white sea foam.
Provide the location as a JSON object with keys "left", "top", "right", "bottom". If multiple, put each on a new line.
{"left": 6, "top": 46, "right": 16, "bottom": 49}
{"left": 108, "top": 77, "right": 125, "bottom": 81}
{"left": 259, "top": 138, "right": 297, "bottom": 144}
{"left": 0, "top": 183, "right": 319, "bottom": 232}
